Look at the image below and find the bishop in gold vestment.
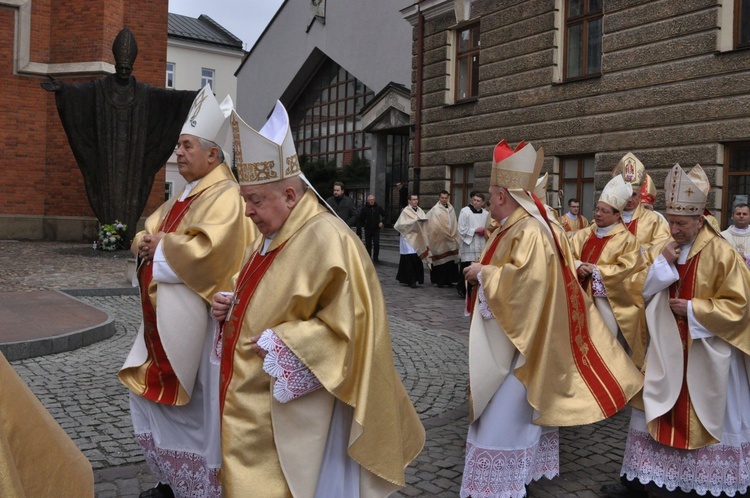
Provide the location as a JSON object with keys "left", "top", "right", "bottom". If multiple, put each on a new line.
{"left": 460, "top": 141, "right": 643, "bottom": 498}
{"left": 214, "top": 103, "right": 424, "bottom": 498}
{"left": 621, "top": 164, "right": 750, "bottom": 496}
{"left": 119, "top": 86, "right": 255, "bottom": 497}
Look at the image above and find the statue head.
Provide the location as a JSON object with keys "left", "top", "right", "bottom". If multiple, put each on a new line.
{"left": 112, "top": 28, "right": 138, "bottom": 82}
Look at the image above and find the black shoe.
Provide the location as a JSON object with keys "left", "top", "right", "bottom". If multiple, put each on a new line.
{"left": 600, "top": 483, "right": 647, "bottom": 498}
{"left": 140, "top": 483, "right": 175, "bottom": 498}
{"left": 409, "top": 282, "right": 417, "bottom": 288}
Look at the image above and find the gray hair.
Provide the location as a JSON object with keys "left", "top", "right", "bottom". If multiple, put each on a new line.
{"left": 197, "top": 137, "right": 225, "bottom": 163}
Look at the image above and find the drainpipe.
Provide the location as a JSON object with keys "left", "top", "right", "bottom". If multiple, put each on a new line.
{"left": 413, "top": 0, "right": 424, "bottom": 197}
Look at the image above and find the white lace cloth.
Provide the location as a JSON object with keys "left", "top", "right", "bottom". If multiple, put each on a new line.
{"left": 622, "top": 428, "right": 750, "bottom": 497}
{"left": 476, "top": 272, "right": 494, "bottom": 319}
{"left": 136, "top": 433, "right": 221, "bottom": 498}
{"left": 258, "top": 329, "right": 323, "bottom": 403}
{"left": 461, "top": 430, "right": 559, "bottom": 498}
{"left": 591, "top": 267, "right": 607, "bottom": 297}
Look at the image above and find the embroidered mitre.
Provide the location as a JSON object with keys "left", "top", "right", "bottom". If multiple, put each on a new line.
{"left": 180, "top": 84, "right": 234, "bottom": 154}
{"left": 599, "top": 175, "right": 632, "bottom": 212}
{"left": 664, "top": 163, "right": 709, "bottom": 215}
{"left": 490, "top": 140, "right": 542, "bottom": 191}
{"left": 640, "top": 173, "right": 656, "bottom": 206}
{"left": 613, "top": 152, "right": 646, "bottom": 187}
{"left": 230, "top": 101, "right": 301, "bottom": 186}
{"left": 534, "top": 172, "right": 549, "bottom": 199}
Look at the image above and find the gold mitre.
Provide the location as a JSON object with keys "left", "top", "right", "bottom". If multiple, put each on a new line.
{"left": 664, "top": 163, "right": 709, "bottom": 215}
{"left": 640, "top": 173, "right": 656, "bottom": 206}
{"left": 599, "top": 175, "right": 632, "bottom": 212}
{"left": 490, "top": 140, "right": 542, "bottom": 191}
{"left": 230, "top": 101, "right": 301, "bottom": 186}
{"left": 533, "top": 172, "right": 548, "bottom": 199}
{"left": 180, "top": 84, "right": 234, "bottom": 147}
{"left": 613, "top": 152, "right": 646, "bottom": 186}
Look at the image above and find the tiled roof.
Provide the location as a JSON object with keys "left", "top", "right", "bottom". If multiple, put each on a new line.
{"left": 168, "top": 13, "right": 244, "bottom": 50}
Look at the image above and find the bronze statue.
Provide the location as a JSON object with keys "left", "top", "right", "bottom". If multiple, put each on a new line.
{"left": 42, "top": 28, "right": 197, "bottom": 243}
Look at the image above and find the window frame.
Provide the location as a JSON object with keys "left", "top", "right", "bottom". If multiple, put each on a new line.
{"left": 200, "top": 68, "right": 215, "bottom": 90}
{"left": 723, "top": 142, "right": 750, "bottom": 227}
{"left": 563, "top": 0, "right": 603, "bottom": 82}
{"left": 166, "top": 62, "right": 175, "bottom": 89}
{"left": 561, "top": 155, "right": 596, "bottom": 219}
{"left": 454, "top": 22, "right": 481, "bottom": 103}
{"left": 735, "top": 0, "right": 750, "bottom": 49}
{"left": 450, "top": 164, "right": 475, "bottom": 210}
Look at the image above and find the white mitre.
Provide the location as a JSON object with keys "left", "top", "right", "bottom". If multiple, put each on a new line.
{"left": 180, "top": 84, "right": 234, "bottom": 157}
{"left": 599, "top": 175, "right": 632, "bottom": 212}
{"left": 664, "top": 163, "right": 709, "bottom": 216}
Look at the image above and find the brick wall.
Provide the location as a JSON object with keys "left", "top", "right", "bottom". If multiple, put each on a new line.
{"left": 412, "top": 0, "right": 750, "bottom": 224}
{"left": 0, "top": 0, "right": 169, "bottom": 239}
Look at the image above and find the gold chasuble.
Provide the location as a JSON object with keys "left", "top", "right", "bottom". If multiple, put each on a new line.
{"left": 471, "top": 207, "right": 643, "bottom": 427}
{"left": 643, "top": 226, "right": 750, "bottom": 449}
{"left": 425, "top": 203, "right": 460, "bottom": 265}
{"left": 120, "top": 163, "right": 255, "bottom": 405}
{"left": 0, "top": 352, "right": 94, "bottom": 497}
{"left": 561, "top": 213, "right": 589, "bottom": 233}
{"left": 394, "top": 205, "right": 431, "bottom": 261}
{"left": 570, "top": 223, "right": 648, "bottom": 367}
{"left": 220, "top": 189, "right": 425, "bottom": 498}
{"left": 625, "top": 203, "right": 671, "bottom": 260}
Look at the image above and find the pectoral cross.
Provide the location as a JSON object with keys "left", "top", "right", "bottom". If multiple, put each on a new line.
{"left": 226, "top": 294, "right": 240, "bottom": 320}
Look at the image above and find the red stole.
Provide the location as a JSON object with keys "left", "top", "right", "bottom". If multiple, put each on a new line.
{"left": 466, "top": 228, "right": 509, "bottom": 315}
{"left": 531, "top": 195, "right": 627, "bottom": 418}
{"left": 138, "top": 194, "right": 200, "bottom": 405}
{"left": 654, "top": 253, "right": 701, "bottom": 449}
{"left": 625, "top": 217, "right": 639, "bottom": 236}
{"left": 578, "top": 232, "right": 611, "bottom": 292}
{"left": 218, "top": 243, "right": 286, "bottom": 415}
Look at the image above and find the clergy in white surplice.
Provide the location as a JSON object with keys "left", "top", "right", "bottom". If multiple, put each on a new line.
{"left": 460, "top": 139, "right": 643, "bottom": 498}
{"left": 721, "top": 203, "right": 750, "bottom": 268}
{"left": 621, "top": 163, "right": 750, "bottom": 497}
{"left": 456, "top": 192, "right": 489, "bottom": 298}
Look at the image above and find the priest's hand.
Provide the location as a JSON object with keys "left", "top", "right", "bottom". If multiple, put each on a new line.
{"left": 577, "top": 263, "right": 595, "bottom": 279}
{"left": 249, "top": 335, "right": 268, "bottom": 359}
{"left": 464, "top": 262, "right": 483, "bottom": 285}
{"left": 662, "top": 241, "right": 681, "bottom": 265}
{"left": 211, "top": 292, "right": 232, "bottom": 322}
{"left": 669, "top": 298, "right": 689, "bottom": 317}
{"left": 139, "top": 232, "right": 165, "bottom": 261}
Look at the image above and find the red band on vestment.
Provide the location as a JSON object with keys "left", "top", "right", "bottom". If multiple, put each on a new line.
{"left": 578, "top": 232, "right": 611, "bottom": 291}
{"left": 530, "top": 194, "right": 627, "bottom": 418}
{"left": 466, "top": 229, "right": 509, "bottom": 315}
{"left": 655, "top": 253, "right": 701, "bottom": 449}
{"left": 218, "top": 243, "right": 286, "bottom": 415}
{"left": 625, "top": 217, "right": 639, "bottom": 236}
{"left": 139, "top": 193, "right": 201, "bottom": 405}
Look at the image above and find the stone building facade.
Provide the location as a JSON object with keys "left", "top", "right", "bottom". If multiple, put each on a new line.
{"left": 0, "top": 0, "right": 169, "bottom": 240}
{"left": 403, "top": 0, "right": 750, "bottom": 226}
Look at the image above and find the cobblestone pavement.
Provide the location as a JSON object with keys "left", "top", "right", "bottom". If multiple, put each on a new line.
{"left": 1, "top": 241, "right": 631, "bottom": 497}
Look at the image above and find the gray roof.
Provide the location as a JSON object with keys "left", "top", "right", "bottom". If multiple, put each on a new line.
{"left": 168, "top": 13, "right": 244, "bottom": 50}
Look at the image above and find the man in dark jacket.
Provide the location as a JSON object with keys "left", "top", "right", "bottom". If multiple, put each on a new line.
{"left": 358, "top": 195, "right": 386, "bottom": 262}
{"left": 326, "top": 181, "right": 358, "bottom": 227}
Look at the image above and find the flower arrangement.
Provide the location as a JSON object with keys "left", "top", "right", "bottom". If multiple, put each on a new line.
{"left": 95, "top": 220, "right": 127, "bottom": 251}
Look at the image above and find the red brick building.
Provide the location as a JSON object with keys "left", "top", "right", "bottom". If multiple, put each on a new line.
{"left": 0, "top": 0, "right": 168, "bottom": 241}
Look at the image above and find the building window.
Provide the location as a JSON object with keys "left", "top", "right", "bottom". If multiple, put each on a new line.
{"left": 455, "top": 23, "right": 480, "bottom": 102}
{"left": 166, "top": 62, "right": 175, "bottom": 89}
{"left": 561, "top": 156, "right": 595, "bottom": 220}
{"left": 201, "top": 68, "right": 215, "bottom": 90}
{"left": 736, "top": 0, "right": 750, "bottom": 48}
{"left": 564, "top": 0, "right": 603, "bottom": 80}
{"left": 289, "top": 60, "right": 374, "bottom": 167}
{"left": 724, "top": 143, "right": 750, "bottom": 226}
{"left": 451, "top": 165, "right": 475, "bottom": 210}
{"left": 164, "top": 182, "right": 173, "bottom": 201}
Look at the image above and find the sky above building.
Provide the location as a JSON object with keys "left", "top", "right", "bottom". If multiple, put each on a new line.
{"left": 168, "top": 0, "right": 284, "bottom": 51}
